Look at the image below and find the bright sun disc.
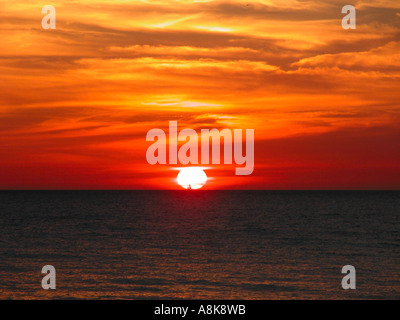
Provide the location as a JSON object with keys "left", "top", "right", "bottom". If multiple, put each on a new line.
{"left": 177, "top": 167, "right": 207, "bottom": 189}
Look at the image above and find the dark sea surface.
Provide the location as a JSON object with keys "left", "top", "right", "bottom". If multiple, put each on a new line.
{"left": 0, "top": 190, "right": 399, "bottom": 299}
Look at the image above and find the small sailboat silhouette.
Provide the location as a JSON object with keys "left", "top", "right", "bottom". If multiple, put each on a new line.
{"left": 188, "top": 184, "right": 192, "bottom": 190}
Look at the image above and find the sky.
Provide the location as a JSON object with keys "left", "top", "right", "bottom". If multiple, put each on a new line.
{"left": 0, "top": 0, "right": 399, "bottom": 190}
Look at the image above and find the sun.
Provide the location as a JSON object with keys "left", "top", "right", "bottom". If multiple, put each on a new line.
{"left": 177, "top": 167, "right": 207, "bottom": 189}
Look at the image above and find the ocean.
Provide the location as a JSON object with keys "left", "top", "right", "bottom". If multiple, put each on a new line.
{"left": 0, "top": 191, "right": 399, "bottom": 299}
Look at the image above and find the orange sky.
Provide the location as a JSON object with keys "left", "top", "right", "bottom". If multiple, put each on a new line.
{"left": 0, "top": 0, "right": 399, "bottom": 189}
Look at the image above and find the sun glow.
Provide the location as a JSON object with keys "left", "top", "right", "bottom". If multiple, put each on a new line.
{"left": 177, "top": 167, "right": 207, "bottom": 189}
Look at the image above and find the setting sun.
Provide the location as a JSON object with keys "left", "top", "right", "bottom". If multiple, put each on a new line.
{"left": 176, "top": 168, "right": 208, "bottom": 190}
